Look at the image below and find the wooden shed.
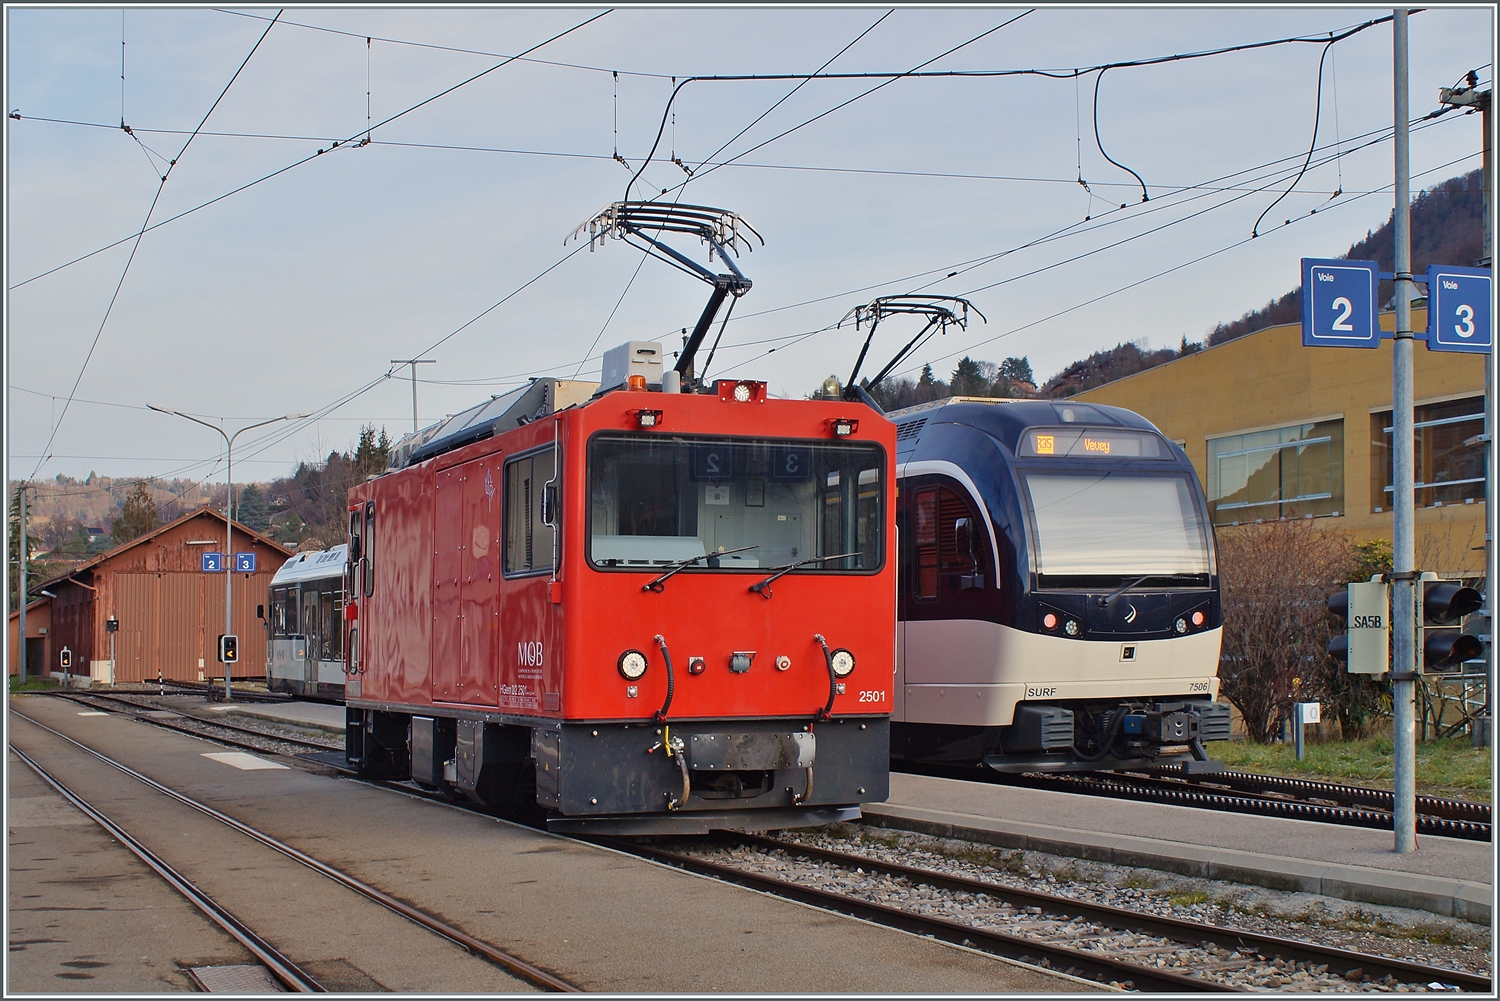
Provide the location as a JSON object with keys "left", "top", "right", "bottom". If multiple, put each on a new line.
{"left": 37, "top": 508, "right": 292, "bottom": 683}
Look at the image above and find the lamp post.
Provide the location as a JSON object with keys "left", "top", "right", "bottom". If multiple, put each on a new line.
{"left": 148, "top": 406, "right": 309, "bottom": 701}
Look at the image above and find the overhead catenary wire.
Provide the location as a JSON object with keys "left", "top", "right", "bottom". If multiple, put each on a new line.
{"left": 902, "top": 150, "right": 1482, "bottom": 379}
{"left": 628, "top": 10, "right": 1037, "bottom": 202}
{"left": 8, "top": 9, "right": 612, "bottom": 292}
{"left": 10, "top": 10, "right": 1403, "bottom": 292}
{"left": 1252, "top": 36, "right": 1336, "bottom": 237}
{"left": 622, "top": 11, "right": 1398, "bottom": 204}
{"left": 27, "top": 10, "right": 285, "bottom": 482}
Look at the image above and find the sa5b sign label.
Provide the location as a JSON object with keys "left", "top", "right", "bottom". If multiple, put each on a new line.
{"left": 1301, "top": 258, "right": 1381, "bottom": 348}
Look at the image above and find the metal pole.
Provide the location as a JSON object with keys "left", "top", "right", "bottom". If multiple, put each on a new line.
{"left": 1390, "top": 9, "right": 1418, "bottom": 854}
{"left": 1482, "top": 90, "right": 1495, "bottom": 747}
{"left": 147, "top": 406, "right": 309, "bottom": 702}
{"left": 390, "top": 359, "right": 436, "bottom": 434}
{"left": 17, "top": 481, "right": 26, "bottom": 685}
{"left": 225, "top": 432, "right": 234, "bottom": 702}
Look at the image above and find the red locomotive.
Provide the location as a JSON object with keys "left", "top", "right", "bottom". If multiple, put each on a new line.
{"left": 342, "top": 203, "right": 894, "bottom": 833}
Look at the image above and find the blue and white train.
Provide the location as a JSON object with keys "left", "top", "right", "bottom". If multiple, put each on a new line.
{"left": 887, "top": 396, "right": 1231, "bottom": 772}
{"left": 265, "top": 545, "right": 348, "bottom": 701}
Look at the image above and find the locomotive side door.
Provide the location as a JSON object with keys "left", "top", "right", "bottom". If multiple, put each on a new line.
{"left": 432, "top": 466, "right": 465, "bottom": 702}
{"left": 459, "top": 457, "right": 502, "bottom": 705}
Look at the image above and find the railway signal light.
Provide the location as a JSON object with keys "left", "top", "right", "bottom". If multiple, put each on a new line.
{"left": 218, "top": 634, "right": 239, "bottom": 664}
{"left": 1417, "top": 573, "right": 1483, "bottom": 674}
{"left": 1328, "top": 579, "right": 1389, "bottom": 675}
{"left": 59, "top": 647, "right": 72, "bottom": 670}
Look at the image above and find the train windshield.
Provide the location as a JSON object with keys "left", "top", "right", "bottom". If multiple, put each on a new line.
{"left": 1021, "top": 471, "right": 1211, "bottom": 585}
{"left": 588, "top": 434, "right": 885, "bottom": 572}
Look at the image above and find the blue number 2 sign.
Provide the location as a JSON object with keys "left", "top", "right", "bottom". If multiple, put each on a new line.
{"left": 1301, "top": 258, "right": 1380, "bottom": 348}
{"left": 1426, "top": 265, "right": 1492, "bottom": 354}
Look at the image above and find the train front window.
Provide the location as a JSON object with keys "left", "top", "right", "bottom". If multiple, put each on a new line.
{"left": 588, "top": 434, "right": 885, "bottom": 572}
{"left": 1022, "top": 471, "right": 1210, "bottom": 585}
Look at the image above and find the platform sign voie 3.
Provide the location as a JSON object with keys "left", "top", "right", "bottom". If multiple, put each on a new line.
{"left": 1425, "top": 264, "right": 1492, "bottom": 354}
{"left": 1301, "top": 258, "right": 1380, "bottom": 348}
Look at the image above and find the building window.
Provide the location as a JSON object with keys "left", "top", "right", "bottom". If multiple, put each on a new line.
{"left": 1371, "top": 396, "right": 1485, "bottom": 511}
{"left": 1206, "top": 419, "right": 1344, "bottom": 526}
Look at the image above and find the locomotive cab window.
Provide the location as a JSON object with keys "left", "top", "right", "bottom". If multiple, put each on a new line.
{"left": 587, "top": 434, "right": 885, "bottom": 573}
{"left": 505, "top": 448, "right": 557, "bottom": 575}
{"left": 363, "top": 501, "right": 375, "bottom": 597}
{"left": 911, "top": 485, "right": 987, "bottom": 600}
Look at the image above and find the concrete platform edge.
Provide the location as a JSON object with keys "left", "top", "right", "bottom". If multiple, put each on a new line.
{"left": 861, "top": 804, "right": 1492, "bottom": 926}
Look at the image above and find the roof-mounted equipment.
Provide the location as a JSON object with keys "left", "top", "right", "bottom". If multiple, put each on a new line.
{"left": 569, "top": 201, "right": 761, "bottom": 390}
{"left": 839, "top": 295, "right": 985, "bottom": 413}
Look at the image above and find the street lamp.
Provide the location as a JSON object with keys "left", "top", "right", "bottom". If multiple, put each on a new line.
{"left": 148, "top": 405, "right": 310, "bottom": 701}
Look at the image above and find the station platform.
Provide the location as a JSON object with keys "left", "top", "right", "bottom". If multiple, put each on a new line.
{"left": 870, "top": 771, "right": 1492, "bottom": 925}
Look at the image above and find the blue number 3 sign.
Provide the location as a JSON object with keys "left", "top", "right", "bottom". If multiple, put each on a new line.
{"left": 1426, "top": 265, "right": 1492, "bottom": 354}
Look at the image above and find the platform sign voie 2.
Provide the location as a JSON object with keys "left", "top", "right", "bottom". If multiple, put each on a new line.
{"left": 1426, "top": 264, "right": 1492, "bottom": 353}
{"left": 1301, "top": 258, "right": 1381, "bottom": 348}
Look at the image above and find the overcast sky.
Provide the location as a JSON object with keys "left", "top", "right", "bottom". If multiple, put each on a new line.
{"left": 6, "top": 5, "right": 1494, "bottom": 487}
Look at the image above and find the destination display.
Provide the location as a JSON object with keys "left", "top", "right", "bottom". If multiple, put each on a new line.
{"left": 1018, "top": 428, "right": 1166, "bottom": 459}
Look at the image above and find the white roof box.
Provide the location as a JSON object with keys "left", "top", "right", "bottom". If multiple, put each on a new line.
{"left": 601, "top": 341, "right": 665, "bottom": 392}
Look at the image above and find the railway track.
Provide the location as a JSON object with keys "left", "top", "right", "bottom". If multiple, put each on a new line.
{"left": 22, "top": 698, "right": 1483, "bottom": 992}
{"left": 46, "top": 691, "right": 340, "bottom": 755}
{"left": 893, "top": 761, "right": 1492, "bottom": 842}
{"left": 1145, "top": 763, "right": 1492, "bottom": 825}
{"left": 9, "top": 709, "right": 577, "bottom": 993}
{"left": 596, "top": 834, "right": 1488, "bottom": 994}
{"left": 1012, "top": 770, "right": 1491, "bottom": 842}
{"left": 119, "top": 677, "right": 294, "bottom": 702}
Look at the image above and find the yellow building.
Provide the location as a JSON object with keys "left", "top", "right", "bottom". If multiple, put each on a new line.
{"left": 1074, "top": 306, "right": 1488, "bottom": 575}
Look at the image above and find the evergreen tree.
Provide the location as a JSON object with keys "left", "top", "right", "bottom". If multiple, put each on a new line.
{"left": 351, "top": 424, "right": 391, "bottom": 482}
{"left": 998, "top": 356, "right": 1033, "bottom": 387}
{"left": 111, "top": 481, "right": 160, "bottom": 544}
{"left": 950, "top": 357, "right": 990, "bottom": 396}
{"left": 8, "top": 484, "right": 42, "bottom": 609}
{"left": 237, "top": 483, "right": 270, "bottom": 531}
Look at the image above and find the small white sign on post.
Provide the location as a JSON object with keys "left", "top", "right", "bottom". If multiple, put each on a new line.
{"left": 1297, "top": 702, "right": 1321, "bottom": 725}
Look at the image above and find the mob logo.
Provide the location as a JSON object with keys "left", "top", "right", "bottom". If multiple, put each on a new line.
{"left": 518, "top": 641, "right": 545, "bottom": 667}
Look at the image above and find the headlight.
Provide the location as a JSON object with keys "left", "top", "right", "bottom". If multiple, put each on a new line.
{"left": 618, "top": 649, "right": 648, "bottom": 680}
{"left": 830, "top": 648, "right": 855, "bottom": 677}
{"left": 733, "top": 382, "right": 753, "bottom": 403}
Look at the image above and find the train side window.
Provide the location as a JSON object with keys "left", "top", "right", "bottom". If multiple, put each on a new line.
{"left": 913, "top": 488, "right": 938, "bottom": 599}
{"left": 320, "top": 584, "right": 340, "bottom": 660}
{"left": 912, "top": 484, "right": 985, "bottom": 600}
{"left": 301, "top": 590, "right": 319, "bottom": 654}
{"left": 363, "top": 501, "right": 375, "bottom": 597}
{"left": 506, "top": 449, "right": 557, "bottom": 575}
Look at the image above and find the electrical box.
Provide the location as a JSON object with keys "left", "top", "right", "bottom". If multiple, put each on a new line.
{"left": 601, "top": 341, "right": 665, "bottom": 392}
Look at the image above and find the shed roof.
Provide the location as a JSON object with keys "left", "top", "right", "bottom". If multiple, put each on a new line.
{"left": 35, "top": 506, "right": 292, "bottom": 591}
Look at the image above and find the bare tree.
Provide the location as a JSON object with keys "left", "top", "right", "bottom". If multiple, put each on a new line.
{"left": 1215, "top": 519, "right": 1357, "bottom": 743}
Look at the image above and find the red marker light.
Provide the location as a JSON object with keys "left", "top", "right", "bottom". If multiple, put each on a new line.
{"left": 1043, "top": 612, "right": 1058, "bottom": 630}
{"left": 1191, "top": 610, "right": 1206, "bottom": 627}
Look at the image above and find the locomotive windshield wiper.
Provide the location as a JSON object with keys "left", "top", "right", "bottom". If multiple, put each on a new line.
{"left": 750, "top": 552, "right": 861, "bottom": 599}
{"left": 1099, "top": 573, "right": 1203, "bottom": 606}
{"left": 643, "top": 545, "right": 759, "bottom": 592}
